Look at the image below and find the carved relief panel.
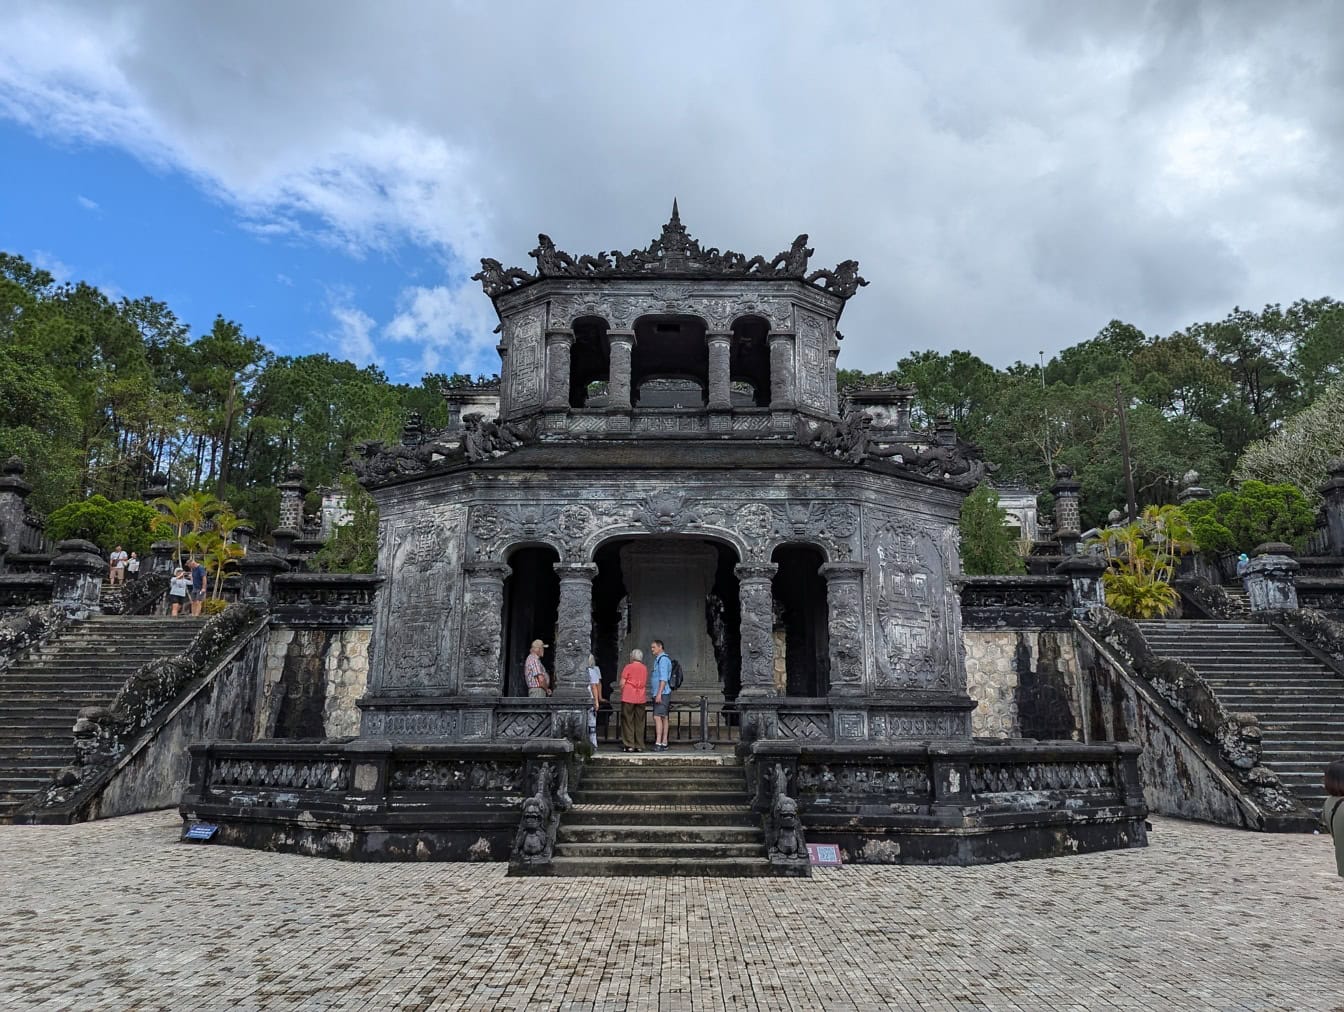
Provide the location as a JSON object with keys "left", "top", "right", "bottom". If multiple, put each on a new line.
{"left": 794, "top": 307, "right": 833, "bottom": 414}
{"left": 503, "top": 308, "right": 545, "bottom": 412}
{"left": 374, "top": 505, "right": 466, "bottom": 692}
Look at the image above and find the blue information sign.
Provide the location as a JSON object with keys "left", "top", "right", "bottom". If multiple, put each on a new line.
{"left": 184, "top": 822, "right": 218, "bottom": 841}
{"left": 807, "top": 842, "right": 842, "bottom": 867}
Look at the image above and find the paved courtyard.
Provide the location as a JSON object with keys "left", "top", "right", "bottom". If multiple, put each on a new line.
{"left": 0, "top": 812, "right": 1340, "bottom": 1011}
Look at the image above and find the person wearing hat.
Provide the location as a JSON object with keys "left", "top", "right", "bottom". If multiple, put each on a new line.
{"left": 1236, "top": 552, "right": 1251, "bottom": 594}
{"left": 524, "top": 639, "right": 551, "bottom": 697}
{"left": 168, "top": 567, "right": 189, "bottom": 617}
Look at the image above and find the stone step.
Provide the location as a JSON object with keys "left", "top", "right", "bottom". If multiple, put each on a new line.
{"left": 580, "top": 773, "right": 747, "bottom": 790}
{"left": 557, "top": 824, "right": 763, "bottom": 845}
{"left": 554, "top": 841, "right": 766, "bottom": 860}
{"left": 571, "top": 788, "right": 748, "bottom": 806}
{"left": 564, "top": 805, "right": 758, "bottom": 828}
{"left": 545, "top": 855, "right": 777, "bottom": 878}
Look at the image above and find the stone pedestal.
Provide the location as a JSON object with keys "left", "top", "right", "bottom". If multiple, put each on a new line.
{"left": 0, "top": 457, "right": 33, "bottom": 554}
{"left": 1245, "top": 543, "right": 1299, "bottom": 612}
{"left": 50, "top": 539, "right": 105, "bottom": 618}
{"left": 1320, "top": 459, "right": 1344, "bottom": 557}
{"left": 1057, "top": 554, "right": 1107, "bottom": 614}
{"left": 620, "top": 541, "right": 720, "bottom": 701}
{"left": 149, "top": 540, "right": 176, "bottom": 576}
{"left": 553, "top": 562, "right": 597, "bottom": 701}
{"left": 238, "top": 551, "right": 290, "bottom": 606}
{"left": 736, "top": 562, "right": 779, "bottom": 699}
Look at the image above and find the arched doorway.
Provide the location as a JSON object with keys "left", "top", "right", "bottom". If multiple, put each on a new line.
{"left": 501, "top": 545, "right": 559, "bottom": 696}
{"left": 771, "top": 544, "right": 830, "bottom": 697}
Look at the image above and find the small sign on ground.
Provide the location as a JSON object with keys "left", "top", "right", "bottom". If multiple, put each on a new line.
{"left": 183, "top": 822, "right": 218, "bottom": 842}
{"left": 807, "top": 842, "right": 842, "bottom": 867}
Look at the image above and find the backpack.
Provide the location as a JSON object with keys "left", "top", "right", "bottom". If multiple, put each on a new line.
{"left": 668, "top": 658, "right": 684, "bottom": 691}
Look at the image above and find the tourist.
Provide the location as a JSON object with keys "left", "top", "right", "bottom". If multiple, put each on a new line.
{"left": 109, "top": 545, "right": 128, "bottom": 585}
{"left": 168, "top": 568, "right": 189, "bottom": 616}
{"left": 1322, "top": 759, "right": 1344, "bottom": 877}
{"left": 186, "top": 558, "right": 208, "bottom": 615}
{"left": 1236, "top": 552, "right": 1250, "bottom": 593}
{"left": 649, "top": 639, "right": 672, "bottom": 752}
{"left": 586, "top": 653, "right": 602, "bottom": 748}
{"left": 126, "top": 551, "right": 140, "bottom": 581}
{"left": 525, "top": 639, "right": 551, "bottom": 697}
{"left": 618, "top": 648, "right": 649, "bottom": 752}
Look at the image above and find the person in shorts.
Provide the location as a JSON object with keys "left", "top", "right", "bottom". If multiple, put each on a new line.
{"left": 524, "top": 639, "right": 551, "bottom": 697}
{"left": 649, "top": 639, "right": 672, "bottom": 752}
{"left": 168, "top": 568, "right": 189, "bottom": 616}
{"left": 187, "top": 559, "right": 207, "bottom": 615}
{"left": 586, "top": 653, "right": 602, "bottom": 748}
{"left": 109, "top": 545, "right": 128, "bottom": 584}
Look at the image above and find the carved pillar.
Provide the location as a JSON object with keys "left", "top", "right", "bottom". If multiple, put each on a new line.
{"left": 819, "top": 562, "right": 867, "bottom": 695}
{"left": 545, "top": 329, "right": 574, "bottom": 410}
{"left": 736, "top": 563, "right": 779, "bottom": 698}
{"left": 462, "top": 561, "right": 511, "bottom": 696}
{"left": 606, "top": 331, "right": 635, "bottom": 414}
{"left": 49, "top": 539, "right": 104, "bottom": 619}
{"left": 1051, "top": 465, "right": 1082, "bottom": 556}
{"left": 1320, "top": 458, "right": 1344, "bottom": 556}
{"left": 553, "top": 562, "right": 597, "bottom": 700}
{"left": 1056, "top": 554, "right": 1107, "bottom": 615}
{"left": 706, "top": 332, "right": 732, "bottom": 412}
{"left": 238, "top": 551, "right": 290, "bottom": 606}
{"left": 0, "top": 456, "right": 33, "bottom": 553}
{"left": 767, "top": 332, "right": 796, "bottom": 410}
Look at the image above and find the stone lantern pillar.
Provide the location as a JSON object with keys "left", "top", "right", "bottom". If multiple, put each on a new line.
{"left": 606, "top": 331, "right": 635, "bottom": 422}
{"left": 50, "top": 539, "right": 105, "bottom": 618}
{"left": 0, "top": 456, "right": 33, "bottom": 553}
{"left": 1057, "top": 554, "right": 1108, "bottom": 614}
{"left": 1051, "top": 466, "right": 1083, "bottom": 556}
{"left": 552, "top": 562, "right": 597, "bottom": 700}
{"left": 461, "top": 561, "right": 511, "bottom": 696}
{"left": 1244, "top": 543, "right": 1299, "bottom": 612}
{"left": 1319, "top": 458, "right": 1344, "bottom": 556}
{"left": 736, "top": 563, "right": 779, "bottom": 698}
{"left": 273, "top": 465, "right": 306, "bottom": 557}
{"left": 819, "top": 562, "right": 867, "bottom": 695}
{"left": 767, "top": 333, "right": 796, "bottom": 412}
{"left": 238, "top": 550, "right": 289, "bottom": 606}
{"left": 544, "top": 329, "right": 574, "bottom": 411}
{"left": 1178, "top": 470, "right": 1212, "bottom": 505}
{"left": 706, "top": 332, "right": 732, "bottom": 412}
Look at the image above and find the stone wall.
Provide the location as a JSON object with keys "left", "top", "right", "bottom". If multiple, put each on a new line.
{"left": 963, "top": 629, "right": 1083, "bottom": 740}
{"left": 257, "top": 627, "right": 371, "bottom": 740}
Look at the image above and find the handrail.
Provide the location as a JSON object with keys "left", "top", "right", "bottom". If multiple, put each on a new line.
{"left": 595, "top": 694, "right": 737, "bottom": 749}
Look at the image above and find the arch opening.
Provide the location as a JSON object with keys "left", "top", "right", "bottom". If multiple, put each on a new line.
{"left": 730, "top": 314, "right": 772, "bottom": 408}
{"left": 569, "top": 315, "right": 610, "bottom": 408}
{"left": 631, "top": 314, "right": 708, "bottom": 408}
{"left": 501, "top": 544, "right": 560, "bottom": 696}
{"left": 771, "top": 543, "right": 830, "bottom": 697}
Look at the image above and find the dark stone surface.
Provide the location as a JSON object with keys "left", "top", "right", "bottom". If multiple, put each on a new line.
{"left": 271, "top": 573, "right": 382, "bottom": 627}
{"left": 959, "top": 576, "right": 1071, "bottom": 629}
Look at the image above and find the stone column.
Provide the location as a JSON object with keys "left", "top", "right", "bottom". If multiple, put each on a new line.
{"left": 706, "top": 332, "right": 732, "bottom": 412}
{"left": 606, "top": 331, "right": 635, "bottom": 416}
{"left": 461, "top": 561, "right": 511, "bottom": 696}
{"left": 277, "top": 464, "right": 306, "bottom": 531}
{"left": 736, "top": 563, "right": 779, "bottom": 698}
{"left": 150, "top": 540, "right": 176, "bottom": 576}
{"left": 49, "top": 539, "right": 105, "bottom": 618}
{"left": 1320, "top": 458, "right": 1344, "bottom": 556}
{"left": 1056, "top": 554, "right": 1107, "bottom": 615}
{"left": 1052, "top": 466, "right": 1082, "bottom": 556}
{"left": 553, "top": 562, "right": 597, "bottom": 700}
{"left": 767, "top": 332, "right": 796, "bottom": 411}
{"left": 819, "top": 562, "right": 867, "bottom": 695}
{"left": 544, "top": 329, "right": 574, "bottom": 410}
{"left": 0, "top": 456, "right": 33, "bottom": 553}
{"left": 238, "top": 551, "right": 290, "bottom": 606}
{"left": 1245, "top": 543, "right": 1299, "bottom": 612}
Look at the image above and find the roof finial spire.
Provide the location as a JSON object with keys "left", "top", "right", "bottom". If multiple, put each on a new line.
{"left": 670, "top": 198, "right": 680, "bottom": 226}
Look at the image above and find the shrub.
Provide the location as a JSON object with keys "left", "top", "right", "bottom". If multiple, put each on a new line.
{"left": 959, "top": 484, "right": 1026, "bottom": 576}
{"left": 46, "top": 496, "right": 159, "bottom": 555}
{"left": 1178, "top": 481, "right": 1316, "bottom": 553}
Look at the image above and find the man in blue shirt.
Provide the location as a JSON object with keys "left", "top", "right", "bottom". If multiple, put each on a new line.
{"left": 187, "top": 558, "right": 207, "bottom": 616}
{"left": 649, "top": 639, "right": 672, "bottom": 752}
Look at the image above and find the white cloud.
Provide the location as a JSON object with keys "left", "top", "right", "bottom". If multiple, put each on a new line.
{"left": 30, "top": 250, "right": 72, "bottom": 283}
{"left": 327, "top": 301, "right": 377, "bottom": 366}
{"left": 275, "top": 273, "right": 294, "bottom": 287}
{"left": 75, "top": 194, "right": 99, "bottom": 211}
{"left": 1, "top": 1, "right": 1342, "bottom": 374}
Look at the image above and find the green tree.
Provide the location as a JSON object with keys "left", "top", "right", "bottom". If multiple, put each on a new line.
{"left": 958, "top": 484, "right": 1026, "bottom": 575}
{"left": 45, "top": 496, "right": 160, "bottom": 555}
{"left": 314, "top": 472, "right": 379, "bottom": 574}
{"left": 1236, "top": 378, "right": 1344, "bottom": 502}
{"left": 1091, "top": 505, "right": 1195, "bottom": 619}
{"left": 1180, "top": 481, "right": 1316, "bottom": 553}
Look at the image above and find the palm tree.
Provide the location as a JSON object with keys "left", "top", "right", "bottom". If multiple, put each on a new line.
{"left": 152, "top": 491, "right": 227, "bottom": 563}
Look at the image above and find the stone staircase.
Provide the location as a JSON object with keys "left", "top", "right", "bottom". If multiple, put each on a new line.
{"left": 0, "top": 614, "right": 207, "bottom": 820}
{"left": 1136, "top": 620, "right": 1344, "bottom": 813}
{"left": 552, "top": 753, "right": 773, "bottom": 876}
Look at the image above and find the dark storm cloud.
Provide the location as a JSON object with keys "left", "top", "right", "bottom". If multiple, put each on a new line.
{"left": 1, "top": 0, "right": 1340, "bottom": 375}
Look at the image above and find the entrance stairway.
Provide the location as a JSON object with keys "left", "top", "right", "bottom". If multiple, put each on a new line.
{"left": 552, "top": 753, "right": 773, "bottom": 876}
{"left": 0, "top": 614, "right": 207, "bottom": 820}
{"left": 1135, "top": 620, "right": 1344, "bottom": 813}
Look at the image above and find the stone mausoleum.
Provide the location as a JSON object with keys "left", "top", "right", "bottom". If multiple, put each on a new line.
{"left": 180, "top": 207, "right": 1146, "bottom": 871}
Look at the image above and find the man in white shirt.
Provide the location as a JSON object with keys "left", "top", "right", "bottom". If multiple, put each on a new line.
{"left": 109, "top": 546, "right": 129, "bottom": 585}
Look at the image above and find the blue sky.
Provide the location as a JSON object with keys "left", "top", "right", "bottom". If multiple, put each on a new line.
{"left": 1, "top": 2, "right": 1340, "bottom": 382}
{"left": 0, "top": 122, "right": 460, "bottom": 378}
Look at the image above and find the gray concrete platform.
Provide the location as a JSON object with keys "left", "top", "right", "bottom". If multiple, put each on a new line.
{"left": 0, "top": 811, "right": 1340, "bottom": 1010}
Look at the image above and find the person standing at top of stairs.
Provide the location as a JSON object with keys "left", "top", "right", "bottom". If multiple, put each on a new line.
{"left": 619, "top": 650, "right": 648, "bottom": 753}
{"left": 650, "top": 640, "right": 672, "bottom": 752}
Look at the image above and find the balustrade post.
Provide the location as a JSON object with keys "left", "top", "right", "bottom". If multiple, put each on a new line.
{"left": 1245, "top": 543, "right": 1299, "bottom": 612}
{"left": 544, "top": 329, "right": 575, "bottom": 410}
{"left": 706, "top": 332, "right": 732, "bottom": 412}
{"left": 606, "top": 331, "right": 635, "bottom": 425}
{"left": 767, "top": 332, "right": 796, "bottom": 411}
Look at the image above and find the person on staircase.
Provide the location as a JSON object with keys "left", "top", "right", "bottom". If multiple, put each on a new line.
{"left": 650, "top": 639, "right": 672, "bottom": 753}
{"left": 109, "top": 545, "right": 128, "bottom": 585}
{"left": 187, "top": 558, "right": 207, "bottom": 616}
{"left": 169, "top": 567, "right": 189, "bottom": 617}
{"left": 1322, "top": 759, "right": 1344, "bottom": 878}
{"left": 618, "top": 648, "right": 648, "bottom": 753}
{"left": 126, "top": 551, "right": 140, "bottom": 581}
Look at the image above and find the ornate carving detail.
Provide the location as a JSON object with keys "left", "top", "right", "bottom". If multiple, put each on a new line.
{"left": 462, "top": 564, "right": 509, "bottom": 692}
{"left": 639, "top": 491, "right": 700, "bottom": 532}
{"left": 969, "top": 762, "right": 1114, "bottom": 795}
{"left": 777, "top": 712, "right": 831, "bottom": 740}
{"left": 870, "top": 516, "right": 956, "bottom": 690}
{"left": 497, "top": 711, "right": 552, "bottom": 738}
{"left": 363, "top": 710, "right": 459, "bottom": 738}
{"left": 389, "top": 759, "right": 524, "bottom": 792}
{"left": 795, "top": 763, "right": 930, "bottom": 798}
{"left": 868, "top": 713, "right": 964, "bottom": 738}
{"left": 764, "top": 764, "right": 809, "bottom": 870}
{"left": 475, "top": 206, "right": 863, "bottom": 302}
{"left": 210, "top": 757, "right": 349, "bottom": 792}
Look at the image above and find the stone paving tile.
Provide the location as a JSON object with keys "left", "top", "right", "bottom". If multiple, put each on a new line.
{"left": 0, "top": 813, "right": 1341, "bottom": 1011}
